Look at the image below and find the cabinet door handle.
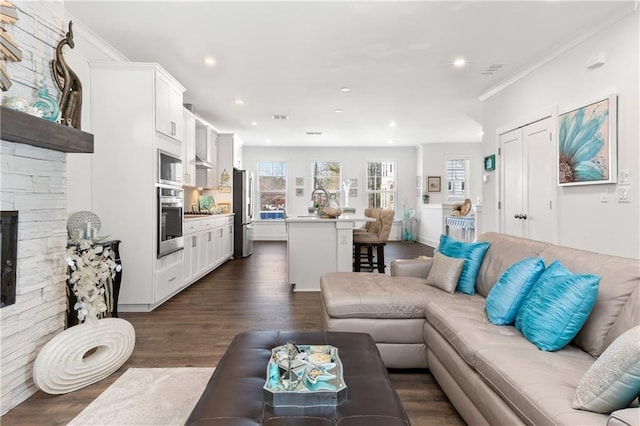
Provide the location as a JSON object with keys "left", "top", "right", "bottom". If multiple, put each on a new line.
{"left": 192, "top": 236, "right": 197, "bottom": 247}
{"left": 208, "top": 231, "right": 212, "bottom": 241}
{"left": 522, "top": 214, "right": 528, "bottom": 220}
{"left": 170, "top": 121, "right": 176, "bottom": 135}
{"left": 168, "top": 277, "right": 176, "bottom": 282}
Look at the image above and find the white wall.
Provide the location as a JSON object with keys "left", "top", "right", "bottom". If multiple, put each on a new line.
{"left": 243, "top": 146, "right": 418, "bottom": 240}
{"left": 482, "top": 11, "right": 639, "bottom": 258}
{"left": 420, "top": 142, "right": 483, "bottom": 206}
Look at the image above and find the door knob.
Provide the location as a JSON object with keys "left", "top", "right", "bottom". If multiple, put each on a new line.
{"left": 514, "top": 214, "right": 521, "bottom": 219}
{"left": 522, "top": 214, "right": 528, "bottom": 220}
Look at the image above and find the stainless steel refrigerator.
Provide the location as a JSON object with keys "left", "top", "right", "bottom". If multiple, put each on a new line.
{"left": 233, "top": 168, "right": 255, "bottom": 258}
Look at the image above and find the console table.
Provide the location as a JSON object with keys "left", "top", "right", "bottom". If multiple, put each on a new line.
{"left": 66, "top": 240, "right": 122, "bottom": 327}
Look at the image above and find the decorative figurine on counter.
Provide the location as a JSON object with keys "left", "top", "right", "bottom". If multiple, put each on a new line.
{"left": 52, "top": 21, "right": 82, "bottom": 129}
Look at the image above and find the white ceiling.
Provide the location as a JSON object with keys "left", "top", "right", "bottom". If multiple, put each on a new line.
{"left": 65, "top": 1, "right": 635, "bottom": 147}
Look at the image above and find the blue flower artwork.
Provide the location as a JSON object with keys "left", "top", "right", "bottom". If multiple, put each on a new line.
{"left": 558, "top": 96, "right": 616, "bottom": 185}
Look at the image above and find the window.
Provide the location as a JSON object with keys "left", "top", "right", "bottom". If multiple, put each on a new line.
{"left": 446, "top": 158, "right": 469, "bottom": 201}
{"left": 311, "top": 161, "right": 341, "bottom": 193}
{"left": 366, "top": 161, "right": 396, "bottom": 210}
{"left": 258, "top": 162, "right": 287, "bottom": 220}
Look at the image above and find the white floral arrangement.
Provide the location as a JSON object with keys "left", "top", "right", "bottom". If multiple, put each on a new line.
{"left": 65, "top": 240, "right": 121, "bottom": 323}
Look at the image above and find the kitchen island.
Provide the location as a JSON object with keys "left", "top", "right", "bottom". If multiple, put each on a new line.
{"left": 285, "top": 215, "right": 374, "bottom": 291}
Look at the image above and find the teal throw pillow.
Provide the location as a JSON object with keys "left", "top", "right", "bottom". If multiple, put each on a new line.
{"left": 515, "top": 260, "right": 572, "bottom": 331}
{"left": 572, "top": 326, "right": 640, "bottom": 413}
{"left": 515, "top": 273, "right": 600, "bottom": 351}
{"left": 437, "top": 234, "right": 490, "bottom": 295}
{"left": 485, "top": 257, "right": 546, "bottom": 325}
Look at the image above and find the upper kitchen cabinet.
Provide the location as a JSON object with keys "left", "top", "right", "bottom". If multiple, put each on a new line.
{"left": 217, "top": 133, "right": 242, "bottom": 185}
{"left": 183, "top": 109, "right": 197, "bottom": 186}
{"left": 155, "top": 69, "right": 186, "bottom": 143}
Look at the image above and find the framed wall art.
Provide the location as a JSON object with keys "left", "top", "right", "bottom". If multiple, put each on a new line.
{"left": 427, "top": 176, "right": 441, "bottom": 193}
{"left": 484, "top": 155, "right": 496, "bottom": 171}
{"left": 558, "top": 94, "right": 617, "bottom": 186}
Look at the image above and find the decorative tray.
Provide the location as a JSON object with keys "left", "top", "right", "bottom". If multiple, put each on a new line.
{"left": 263, "top": 343, "right": 347, "bottom": 407}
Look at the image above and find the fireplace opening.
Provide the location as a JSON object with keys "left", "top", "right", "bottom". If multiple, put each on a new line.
{"left": 1, "top": 211, "right": 18, "bottom": 308}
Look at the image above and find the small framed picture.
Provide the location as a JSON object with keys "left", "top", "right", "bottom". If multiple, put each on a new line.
{"left": 427, "top": 176, "right": 441, "bottom": 193}
{"left": 295, "top": 177, "right": 304, "bottom": 187}
{"left": 218, "top": 202, "right": 231, "bottom": 213}
{"left": 349, "top": 188, "right": 357, "bottom": 197}
{"left": 349, "top": 178, "right": 357, "bottom": 187}
{"left": 296, "top": 188, "right": 304, "bottom": 197}
{"left": 484, "top": 155, "right": 496, "bottom": 171}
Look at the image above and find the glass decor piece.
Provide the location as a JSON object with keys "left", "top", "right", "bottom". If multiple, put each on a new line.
{"left": 33, "top": 76, "right": 61, "bottom": 122}
{"left": 322, "top": 193, "right": 342, "bottom": 218}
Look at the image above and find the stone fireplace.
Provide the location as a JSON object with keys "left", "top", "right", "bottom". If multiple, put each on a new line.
{"left": 0, "top": 1, "right": 94, "bottom": 415}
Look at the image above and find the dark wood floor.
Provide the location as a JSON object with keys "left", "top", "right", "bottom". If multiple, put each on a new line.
{"left": 2, "top": 241, "right": 464, "bottom": 426}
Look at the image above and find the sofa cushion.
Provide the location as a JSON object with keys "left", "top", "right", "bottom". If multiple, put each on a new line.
{"left": 476, "top": 232, "right": 550, "bottom": 298}
{"left": 541, "top": 246, "right": 640, "bottom": 357}
{"left": 425, "top": 295, "right": 527, "bottom": 368}
{"left": 437, "top": 234, "right": 490, "bottom": 295}
{"left": 320, "top": 272, "right": 439, "bottom": 319}
{"left": 572, "top": 326, "right": 640, "bottom": 414}
{"left": 515, "top": 274, "right": 600, "bottom": 351}
{"left": 425, "top": 252, "right": 465, "bottom": 293}
{"left": 485, "top": 257, "right": 545, "bottom": 325}
{"left": 475, "top": 344, "right": 606, "bottom": 425}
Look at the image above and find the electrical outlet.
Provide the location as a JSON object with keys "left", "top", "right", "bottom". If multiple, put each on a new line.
{"left": 618, "top": 187, "right": 630, "bottom": 203}
{"left": 600, "top": 189, "right": 608, "bottom": 203}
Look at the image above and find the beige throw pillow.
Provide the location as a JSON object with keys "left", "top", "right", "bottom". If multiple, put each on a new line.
{"left": 425, "top": 252, "right": 465, "bottom": 293}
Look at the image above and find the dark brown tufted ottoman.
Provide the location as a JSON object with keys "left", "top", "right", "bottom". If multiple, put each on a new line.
{"left": 186, "top": 331, "right": 410, "bottom": 425}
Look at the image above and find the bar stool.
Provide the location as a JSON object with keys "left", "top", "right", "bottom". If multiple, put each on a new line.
{"left": 353, "top": 209, "right": 394, "bottom": 273}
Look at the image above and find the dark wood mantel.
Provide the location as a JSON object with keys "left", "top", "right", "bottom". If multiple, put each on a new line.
{"left": 0, "top": 106, "right": 94, "bottom": 153}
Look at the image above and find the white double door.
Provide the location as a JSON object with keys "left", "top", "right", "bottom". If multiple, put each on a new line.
{"left": 500, "top": 116, "right": 557, "bottom": 243}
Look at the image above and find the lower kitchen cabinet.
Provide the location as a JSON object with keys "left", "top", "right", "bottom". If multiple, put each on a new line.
{"left": 183, "top": 215, "right": 234, "bottom": 287}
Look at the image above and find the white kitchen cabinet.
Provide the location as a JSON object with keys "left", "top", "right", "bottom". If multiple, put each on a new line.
{"left": 183, "top": 215, "right": 234, "bottom": 287}
{"left": 89, "top": 62, "right": 187, "bottom": 312}
{"left": 155, "top": 70, "right": 185, "bottom": 142}
{"left": 183, "top": 109, "right": 197, "bottom": 186}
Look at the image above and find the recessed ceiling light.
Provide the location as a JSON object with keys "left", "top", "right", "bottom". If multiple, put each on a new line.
{"left": 479, "top": 130, "right": 485, "bottom": 136}
{"left": 235, "top": 99, "right": 244, "bottom": 105}
{"left": 266, "top": 139, "right": 271, "bottom": 144}
{"left": 335, "top": 109, "right": 343, "bottom": 113}
{"left": 204, "top": 57, "right": 216, "bottom": 66}
{"left": 453, "top": 57, "right": 466, "bottom": 68}
{"left": 389, "top": 121, "right": 397, "bottom": 127}
{"left": 250, "top": 121, "right": 258, "bottom": 126}
{"left": 387, "top": 140, "right": 394, "bottom": 144}
{"left": 340, "top": 87, "right": 351, "bottom": 92}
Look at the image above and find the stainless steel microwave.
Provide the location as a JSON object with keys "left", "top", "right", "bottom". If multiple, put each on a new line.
{"left": 158, "top": 149, "right": 183, "bottom": 187}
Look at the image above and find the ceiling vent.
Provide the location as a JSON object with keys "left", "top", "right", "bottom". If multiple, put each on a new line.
{"left": 272, "top": 114, "right": 289, "bottom": 120}
{"left": 481, "top": 63, "right": 505, "bottom": 76}
{"left": 306, "top": 131, "right": 322, "bottom": 136}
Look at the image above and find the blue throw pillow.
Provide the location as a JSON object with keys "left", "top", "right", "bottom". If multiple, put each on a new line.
{"left": 515, "top": 273, "right": 600, "bottom": 351}
{"left": 515, "top": 260, "right": 572, "bottom": 331}
{"left": 485, "top": 257, "right": 546, "bottom": 325}
{"left": 438, "top": 234, "right": 490, "bottom": 295}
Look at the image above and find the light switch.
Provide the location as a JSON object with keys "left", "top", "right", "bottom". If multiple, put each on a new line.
{"left": 618, "top": 187, "right": 630, "bottom": 203}
{"left": 600, "top": 189, "right": 608, "bottom": 203}
{"left": 619, "top": 170, "right": 631, "bottom": 185}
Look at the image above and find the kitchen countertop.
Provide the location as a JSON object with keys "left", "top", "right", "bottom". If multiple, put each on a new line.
{"left": 285, "top": 215, "right": 374, "bottom": 223}
{"left": 183, "top": 213, "right": 234, "bottom": 220}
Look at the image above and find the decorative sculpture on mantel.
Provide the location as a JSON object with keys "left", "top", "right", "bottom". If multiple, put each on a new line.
{"left": 0, "top": 1, "right": 22, "bottom": 91}
{"left": 52, "top": 21, "right": 82, "bottom": 129}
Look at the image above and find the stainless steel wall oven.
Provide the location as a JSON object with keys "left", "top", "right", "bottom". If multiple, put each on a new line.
{"left": 157, "top": 186, "right": 184, "bottom": 258}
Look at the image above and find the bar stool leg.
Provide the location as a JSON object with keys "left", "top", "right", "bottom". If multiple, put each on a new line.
{"left": 376, "top": 244, "right": 386, "bottom": 273}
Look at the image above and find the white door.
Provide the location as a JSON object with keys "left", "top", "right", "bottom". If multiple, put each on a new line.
{"left": 500, "top": 116, "right": 556, "bottom": 243}
{"left": 524, "top": 118, "right": 556, "bottom": 242}
{"left": 501, "top": 128, "right": 524, "bottom": 236}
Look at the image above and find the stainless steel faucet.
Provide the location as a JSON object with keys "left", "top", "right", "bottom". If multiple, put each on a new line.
{"left": 310, "top": 186, "right": 329, "bottom": 209}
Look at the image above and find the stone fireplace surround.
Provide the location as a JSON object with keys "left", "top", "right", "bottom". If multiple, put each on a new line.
{"left": 1, "top": 108, "right": 93, "bottom": 419}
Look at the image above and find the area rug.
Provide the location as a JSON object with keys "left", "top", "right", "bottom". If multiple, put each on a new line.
{"left": 68, "top": 367, "right": 214, "bottom": 426}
